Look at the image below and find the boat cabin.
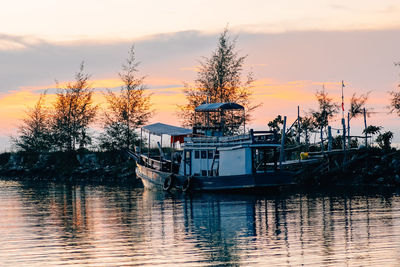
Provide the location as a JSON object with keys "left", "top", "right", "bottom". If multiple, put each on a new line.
{"left": 135, "top": 102, "right": 291, "bottom": 191}
{"left": 179, "top": 102, "right": 280, "bottom": 177}
{"left": 138, "top": 122, "right": 192, "bottom": 173}
{"left": 193, "top": 102, "right": 246, "bottom": 136}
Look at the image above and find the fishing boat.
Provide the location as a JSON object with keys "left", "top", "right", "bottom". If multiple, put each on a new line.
{"left": 134, "top": 102, "right": 294, "bottom": 191}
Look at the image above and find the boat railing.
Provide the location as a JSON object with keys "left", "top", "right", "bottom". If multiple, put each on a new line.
{"left": 140, "top": 154, "right": 172, "bottom": 172}
{"left": 184, "top": 134, "right": 253, "bottom": 147}
{"left": 184, "top": 130, "right": 278, "bottom": 147}
{"left": 251, "top": 130, "right": 278, "bottom": 144}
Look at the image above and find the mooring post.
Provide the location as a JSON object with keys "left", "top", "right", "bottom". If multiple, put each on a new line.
{"left": 342, "top": 118, "right": 347, "bottom": 169}
{"left": 140, "top": 128, "right": 143, "bottom": 153}
{"left": 297, "top": 106, "right": 301, "bottom": 163}
{"left": 347, "top": 112, "right": 351, "bottom": 148}
{"left": 279, "top": 116, "right": 287, "bottom": 169}
{"left": 363, "top": 107, "right": 368, "bottom": 147}
{"left": 148, "top": 131, "right": 151, "bottom": 159}
{"left": 328, "top": 126, "right": 332, "bottom": 151}
{"left": 342, "top": 118, "right": 346, "bottom": 150}
{"left": 297, "top": 106, "right": 300, "bottom": 144}
{"left": 305, "top": 128, "right": 309, "bottom": 151}
{"left": 320, "top": 127, "right": 324, "bottom": 152}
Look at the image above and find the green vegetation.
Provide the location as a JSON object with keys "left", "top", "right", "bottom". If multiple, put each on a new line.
{"left": 178, "top": 28, "right": 260, "bottom": 131}
{"left": 51, "top": 63, "right": 97, "bottom": 151}
{"left": 10, "top": 31, "right": 399, "bottom": 156}
{"left": 12, "top": 93, "right": 52, "bottom": 152}
{"left": 99, "top": 45, "right": 152, "bottom": 151}
{"left": 12, "top": 46, "right": 151, "bottom": 153}
{"left": 389, "top": 62, "right": 400, "bottom": 115}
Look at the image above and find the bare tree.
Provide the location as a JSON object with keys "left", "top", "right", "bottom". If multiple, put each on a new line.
{"left": 99, "top": 45, "right": 152, "bottom": 151}
{"left": 178, "top": 28, "right": 260, "bottom": 130}
{"left": 51, "top": 63, "right": 97, "bottom": 151}
{"left": 12, "top": 92, "right": 52, "bottom": 152}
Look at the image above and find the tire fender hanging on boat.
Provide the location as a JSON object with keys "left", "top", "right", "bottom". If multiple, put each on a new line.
{"left": 182, "top": 176, "right": 192, "bottom": 192}
{"left": 163, "top": 174, "right": 175, "bottom": 191}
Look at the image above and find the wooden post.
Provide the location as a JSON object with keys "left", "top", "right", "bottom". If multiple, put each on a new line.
{"left": 148, "top": 131, "right": 151, "bottom": 159}
{"left": 140, "top": 128, "right": 143, "bottom": 153}
{"left": 171, "top": 136, "right": 174, "bottom": 172}
{"left": 347, "top": 112, "right": 351, "bottom": 148}
{"left": 328, "top": 126, "right": 332, "bottom": 151}
{"left": 243, "top": 109, "right": 246, "bottom": 134}
{"left": 297, "top": 106, "right": 300, "bottom": 144}
{"left": 297, "top": 106, "right": 301, "bottom": 163}
{"left": 305, "top": 128, "right": 309, "bottom": 151}
{"left": 320, "top": 127, "right": 324, "bottom": 152}
{"left": 342, "top": 118, "right": 347, "bottom": 169}
{"left": 363, "top": 108, "right": 368, "bottom": 147}
{"left": 279, "top": 116, "right": 287, "bottom": 169}
{"left": 342, "top": 118, "right": 346, "bottom": 151}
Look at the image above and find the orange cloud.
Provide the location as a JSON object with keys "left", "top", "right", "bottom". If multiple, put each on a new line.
{"left": 179, "top": 65, "right": 201, "bottom": 72}
{"left": 0, "top": 91, "right": 50, "bottom": 135}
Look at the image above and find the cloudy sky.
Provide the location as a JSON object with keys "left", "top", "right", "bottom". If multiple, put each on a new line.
{"left": 1, "top": 0, "right": 400, "bottom": 150}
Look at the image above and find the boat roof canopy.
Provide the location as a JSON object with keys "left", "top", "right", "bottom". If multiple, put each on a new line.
{"left": 142, "top": 123, "right": 192, "bottom": 136}
{"left": 195, "top": 102, "right": 244, "bottom": 112}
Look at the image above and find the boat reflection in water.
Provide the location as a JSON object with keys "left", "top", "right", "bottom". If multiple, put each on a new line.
{"left": 1, "top": 181, "right": 400, "bottom": 266}
{"left": 140, "top": 188, "right": 400, "bottom": 266}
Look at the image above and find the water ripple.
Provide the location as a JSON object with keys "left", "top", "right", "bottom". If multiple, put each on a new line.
{"left": 1, "top": 180, "right": 400, "bottom": 266}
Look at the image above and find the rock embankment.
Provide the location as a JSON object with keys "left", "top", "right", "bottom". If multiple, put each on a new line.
{"left": 296, "top": 148, "right": 400, "bottom": 187}
{"left": 0, "top": 151, "right": 138, "bottom": 184}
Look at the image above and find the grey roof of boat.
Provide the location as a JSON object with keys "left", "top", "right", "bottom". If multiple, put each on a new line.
{"left": 195, "top": 102, "right": 244, "bottom": 111}
{"left": 142, "top": 123, "right": 192, "bottom": 136}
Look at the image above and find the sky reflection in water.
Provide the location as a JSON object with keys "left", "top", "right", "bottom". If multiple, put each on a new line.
{"left": 0, "top": 180, "right": 400, "bottom": 266}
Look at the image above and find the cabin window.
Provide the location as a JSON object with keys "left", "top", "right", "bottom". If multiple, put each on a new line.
{"left": 194, "top": 150, "right": 200, "bottom": 159}
{"left": 201, "top": 150, "right": 207, "bottom": 159}
{"left": 208, "top": 170, "right": 213, "bottom": 176}
{"left": 185, "top": 150, "right": 191, "bottom": 159}
{"left": 208, "top": 150, "right": 213, "bottom": 159}
{"left": 184, "top": 150, "right": 192, "bottom": 176}
{"left": 201, "top": 170, "right": 207, "bottom": 176}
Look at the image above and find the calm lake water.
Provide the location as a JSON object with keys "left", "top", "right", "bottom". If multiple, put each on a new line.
{"left": 1, "top": 180, "right": 400, "bottom": 266}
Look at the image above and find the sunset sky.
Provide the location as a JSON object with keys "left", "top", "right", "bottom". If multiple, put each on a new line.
{"left": 1, "top": 0, "right": 400, "bottom": 150}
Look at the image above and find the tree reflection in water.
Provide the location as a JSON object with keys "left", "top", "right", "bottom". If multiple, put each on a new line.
{"left": 2, "top": 181, "right": 400, "bottom": 266}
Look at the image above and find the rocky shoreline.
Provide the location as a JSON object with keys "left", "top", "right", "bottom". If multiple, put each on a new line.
{"left": 0, "top": 148, "right": 399, "bottom": 188}
{"left": 0, "top": 151, "right": 140, "bottom": 185}
{"left": 295, "top": 147, "right": 400, "bottom": 187}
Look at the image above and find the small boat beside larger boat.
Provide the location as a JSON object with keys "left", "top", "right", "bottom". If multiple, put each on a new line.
{"left": 134, "top": 102, "right": 295, "bottom": 191}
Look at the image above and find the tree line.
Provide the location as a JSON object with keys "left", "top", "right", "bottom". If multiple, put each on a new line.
{"left": 12, "top": 29, "right": 400, "bottom": 153}
{"left": 12, "top": 46, "right": 151, "bottom": 153}
{"left": 267, "top": 80, "right": 400, "bottom": 151}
